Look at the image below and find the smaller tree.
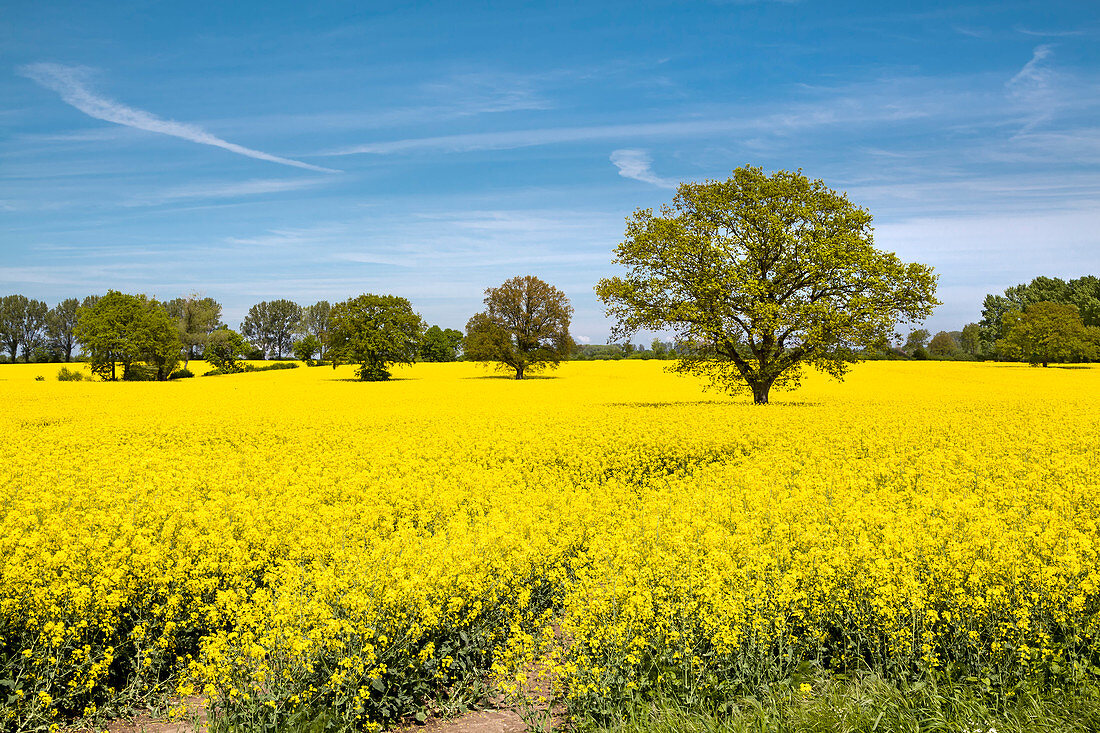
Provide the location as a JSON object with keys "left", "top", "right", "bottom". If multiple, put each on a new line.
{"left": 47, "top": 298, "right": 81, "bottom": 362}
{"left": 300, "top": 301, "right": 333, "bottom": 359}
{"left": 293, "top": 334, "right": 323, "bottom": 363}
{"left": 204, "top": 327, "right": 251, "bottom": 373}
{"left": 928, "top": 331, "right": 960, "bottom": 360}
{"left": 419, "top": 325, "right": 464, "bottom": 362}
{"left": 959, "top": 323, "right": 981, "bottom": 357}
{"left": 465, "top": 276, "right": 573, "bottom": 379}
{"left": 166, "top": 294, "right": 223, "bottom": 368}
{"left": 329, "top": 294, "right": 425, "bottom": 381}
{"left": 242, "top": 299, "right": 302, "bottom": 359}
{"left": 903, "top": 328, "right": 931, "bottom": 357}
{"left": 999, "top": 301, "right": 1096, "bottom": 367}
{"left": 0, "top": 294, "right": 49, "bottom": 363}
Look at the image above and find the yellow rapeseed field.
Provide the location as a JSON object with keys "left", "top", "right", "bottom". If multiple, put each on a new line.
{"left": 2, "top": 360, "right": 1099, "bottom": 730}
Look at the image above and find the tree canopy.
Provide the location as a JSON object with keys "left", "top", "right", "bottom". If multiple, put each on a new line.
{"left": 464, "top": 275, "right": 574, "bottom": 379}
{"left": 203, "top": 327, "right": 251, "bottom": 373}
{"left": 46, "top": 298, "right": 81, "bottom": 362}
{"left": 74, "top": 291, "right": 181, "bottom": 380}
{"left": 595, "top": 166, "right": 939, "bottom": 403}
{"left": 0, "top": 294, "right": 49, "bottom": 363}
{"left": 166, "top": 294, "right": 223, "bottom": 366}
{"left": 242, "top": 299, "right": 302, "bottom": 359}
{"left": 329, "top": 294, "right": 424, "bottom": 381}
{"left": 299, "top": 301, "right": 333, "bottom": 360}
{"left": 419, "top": 325, "right": 464, "bottom": 362}
{"left": 980, "top": 275, "right": 1100, "bottom": 352}
{"left": 999, "top": 301, "right": 1099, "bottom": 367}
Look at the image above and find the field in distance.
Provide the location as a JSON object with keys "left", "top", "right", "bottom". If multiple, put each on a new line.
{"left": 2, "top": 361, "right": 1099, "bottom": 731}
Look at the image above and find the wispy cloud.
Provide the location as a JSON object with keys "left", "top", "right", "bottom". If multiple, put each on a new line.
{"left": 1006, "top": 45, "right": 1059, "bottom": 133}
{"left": 610, "top": 149, "right": 678, "bottom": 188}
{"left": 18, "top": 63, "right": 340, "bottom": 173}
{"left": 1008, "top": 44, "right": 1054, "bottom": 90}
{"left": 323, "top": 121, "right": 726, "bottom": 155}
{"left": 127, "top": 178, "right": 329, "bottom": 206}
{"left": 1015, "top": 26, "right": 1087, "bottom": 38}
{"left": 952, "top": 26, "right": 989, "bottom": 39}
{"left": 321, "top": 87, "right": 939, "bottom": 157}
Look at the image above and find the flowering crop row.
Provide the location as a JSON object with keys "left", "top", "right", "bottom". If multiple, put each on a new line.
{"left": 1, "top": 361, "right": 1098, "bottom": 730}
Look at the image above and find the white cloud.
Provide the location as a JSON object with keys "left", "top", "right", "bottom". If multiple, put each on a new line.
{"left": 128, "top": 178, "right": 329, "bottom": 206}
{"left": 19, "top": 63, "right": 340, "bottom": 173}
{"left": 1006, "top": 45, "right": 1056, "bottom": 131}
{"left": 609, "top": 149, "right": 678, "bottom": 188}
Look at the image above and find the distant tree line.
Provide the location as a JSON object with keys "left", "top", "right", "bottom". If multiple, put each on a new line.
{"left": 0, "top": 291, "right": 467, "bottom": 380}
{"left": 572, "top": 340, "right": 681, "bottom": 360}
{"left": 868, "top": 275, "right": 1100, "bottom": 366}
{"left": 5, "top": 273, "right": 1098, "bottom": 379}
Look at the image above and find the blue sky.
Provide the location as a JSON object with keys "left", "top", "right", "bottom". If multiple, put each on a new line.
{"left": 2, "top": 1, "right": 1098, "bottom": 342}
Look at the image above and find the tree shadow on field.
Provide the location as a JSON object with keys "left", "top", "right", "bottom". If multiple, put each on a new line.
{"left": 606, "top": 399, "right": 822, "bottom": 408}
{"left": 324, "top": 377, "right": 419, "bottom": 383}
{"left": 461, "top": 374, "right": 560, "bottom": 380}
{"left": 984, "top": 364, "right": 1093, "bottom": 370}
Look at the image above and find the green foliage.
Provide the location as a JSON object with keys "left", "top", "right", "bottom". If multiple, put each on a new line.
{"left": 0, "top": 294, "right": 50, "bottom": 363}
{"left": 300, "top": 301, "right": 333, "bottom": 359}
{"left": 243, "top": 361, "right": 299, "bottom": 372}
{"left": 960, "top": 322, "right": 982, "bottom": 357}
{"left": 169, "top": 367, "right": 195, "bottom": 379}
{"left": 999, "top": 302, "right": 1099, "bottom": 367}
{"left": 47, "top": 298, "right": 81, "bottom": 362}
{"left": 595, "top": 166, "right": 939, "bottom": 403}
{"left": 581, "top": 675, "right": 1100, "bottom": 733}
{"left": 465, "top": 275, "right": 574, "bottom": 379}
{"left": 980, "top": 275, "right": 1100, "bottom": 354}
{"left": 165, "top": 294, "right": 223, "bottom": 363}
{"left": 329, "top": 294, "right": 425, "bottom": 381}
{"left": 293, "top": 334, "right": 323, "bottom": 363}
{"left": 903, "top": 328, "right": 930, "bottom": 356}
{"left": 203, "top": 328, "right": 251, "bottom": 373}
{"left": 242, "top": 299, "right": 302, "bottom": 359}
{"left": 56, "top": 366, "right": 88, "bottom": 381}
{"left": 419, "top": 325, "right": 464, "bottom": 362}
{"left": 928, "top": 330, "right": 961, "bottom": 359}
{"left": 74, "top": 291, "right": 182, "bottom": 381}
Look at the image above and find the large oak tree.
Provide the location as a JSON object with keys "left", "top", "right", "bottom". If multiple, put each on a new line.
{"left": 595, "top": 166, "right": 939, "bottom": 403}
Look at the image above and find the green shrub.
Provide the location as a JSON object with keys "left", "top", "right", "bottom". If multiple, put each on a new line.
{"left": 169, "top": 368, "right": 195, "bottom": 380}
{"left": 242, "top": 361, "right": 300, "bottom": 372}
{"left": 57, "top": 367, "right": 88, "bottom": 381}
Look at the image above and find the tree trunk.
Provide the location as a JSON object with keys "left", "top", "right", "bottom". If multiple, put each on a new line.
{"left": 515, "top": 365, "right": 524, "bottom": 380}
{"left": 751, "top": 380, "right": 771, "bottom": 405}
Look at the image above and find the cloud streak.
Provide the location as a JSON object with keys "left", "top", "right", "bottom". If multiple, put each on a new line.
{"left": 128, "top": 178, "right": 329, "bottom": 206}
{"left": 19, "top": 63, "right": 340, "bottom": 173}
{"left": 609, "top": 149, "right": 678, "bottom": 188}
{"left": 1006, "top": 45, "right": 1056, "bottom": 133}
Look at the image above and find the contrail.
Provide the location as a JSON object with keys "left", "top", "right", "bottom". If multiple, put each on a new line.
{"left": 19, "top": 63, "right": 340, "bottom": 173}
